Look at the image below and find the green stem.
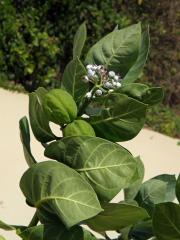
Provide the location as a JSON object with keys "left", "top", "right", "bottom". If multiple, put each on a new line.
{"left": 28, "top": 210, "right": 39, "bottom": 227}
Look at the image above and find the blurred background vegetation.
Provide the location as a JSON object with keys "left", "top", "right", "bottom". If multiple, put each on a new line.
{"left": 0, "top": 0, "right": 179, "bottom": 138}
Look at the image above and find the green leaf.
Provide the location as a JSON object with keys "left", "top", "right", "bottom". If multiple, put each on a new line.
{"left": 153, "top": 202, "right": 180, "bottom": 240}
{"left": 44, "top": 136, "right": 137, "bottom": 201}
{"left": 19, "top": 116, "right": 36, "bottom": 166}
{"left": 61, "top": 58, "right": 88, "bottom": 104}
{"left": 18, "top": 223, "right": 83, "bottom": 240}
{"left": 153, "top": 174, "right": 176, "bottom": 202}
{"left": 135, "top": 179, "right": 167, "bottom": 215}
{"left": 129, "top": 220, "right": 154, "bottom": 240}
{"left": 116, "top": 83, "right": 164, "bottom": 105}
{"left": 73, "top": 22, "right": 87, "bottom": 59}
{"left": 20, "top": 161, "right": 102, "bottom": 228}
{"left": 29, "top": 87, "right": 56, "bottom": 143}
{"left": 0, "top": 220, "right": 15, "bottom": 231}
{"left": 86, "top": 203, "right": 149, "bottom": 232}
{"left": 123, "top": 27, "right": 150, "bottom": 84}
{"left": 89, "top": 93, "right": 147, "bottom": 142}
{"left": 176, "top": 174, "right": 180, "bottom": 203}
{"left": 85, "top": 23, "right": 141, "bottom": 76}
{"left": 124, "top": 156, "right": 145, "bottom": 200}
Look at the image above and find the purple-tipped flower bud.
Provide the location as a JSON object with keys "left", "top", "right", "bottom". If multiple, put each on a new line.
{"left": 87, "top": 69, "right": 95, "bottom": 77}
{"left": 104, "top": 82, "right": 113, "bottom": 89}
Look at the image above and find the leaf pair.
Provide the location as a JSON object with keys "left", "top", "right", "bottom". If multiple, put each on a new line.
{"left": 44, "top": 136, "right": 138, "bottom": 201}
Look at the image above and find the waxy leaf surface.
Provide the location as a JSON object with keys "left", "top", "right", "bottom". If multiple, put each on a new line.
{"left": 29, "top": 87, "right": 55, "bottom": 143}
{"left": 20, "top": 161, "right": 102, "bottom": 228}
{"left": 153, "top": 202, "right": 180, "bottom": 240}
{"left": 117, "top": 83, "right": 163, "bottom": 105}
{"left": 19, "top": 116, "right": 36, "bottom": 166}
{"left": 62, "top": 58, "right": 87, "bottom": 104}
{"left": 89, "top": 93, "right": 147, "bottom": 142}
{"left": 85, "top": 23, "right": 141, "bottom": 76}
{"left": 73, "top": 22, "right": 87, "bottom": 59}
{"left": 45, "top": 136, "right": 137, "bottom": 201}
{"left": 86, "top": 203, "right": 149, "bottom": 231}
{"left": 123, "top": 27, "right": 150, "bottom": 84}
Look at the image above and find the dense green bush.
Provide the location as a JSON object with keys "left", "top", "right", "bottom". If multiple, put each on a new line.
{"left": 0, "top": 0, "right": 179, "bottom": 107}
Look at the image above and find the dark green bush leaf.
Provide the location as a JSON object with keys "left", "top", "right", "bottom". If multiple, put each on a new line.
{"left": 73, "top": 22, "right": 87, "bottom": 59}
{"left": 85, "top": 23, "right": 141, "bottom": 76}
{"left": 89, "top": 93, "right": 147, "bottom": 142}
{"left": 153, "top": 202, "right": 180, "bottom": 240}
{"left": 18, "top": 223, "right": 83, "bottom": 240}
{"left": 176, "top": 174, "right": 180, "bottom": 203}
{"left": 152, "top": 174, "right": 176, "bottom": 202}
{"left": 123, "top": 27, "right": 150, "bottom": 84}
{"left": 29, "top": 87, "right": 56, "bottom": 143}
{"left": 19, "top": 116, "right": 36, "bottom": 166}
{"left": 44, "top": 136, "right": 137, "bottom": 201}
{"left": 135, "top": 179, "right": 167, "bottom": 215}
{"left": 117, "top": 83, "right": 163, "bottom": 105}
{"left": 86, "top": 203, "right": 149, "bottom": 232}
{"left": 61, "top": 58, "right": 88, "bottom": 104}
{"left": 129, "top": 220, "right": 154, "bottom": 240}
{"left": 20, "top": 161, "right": 102, "bottom": 228}
{"left": 124, "top": 156, "right": 145, "bottom": 200}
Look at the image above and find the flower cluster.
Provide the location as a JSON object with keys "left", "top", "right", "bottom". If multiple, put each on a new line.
{"left": 83, "top": 64, "right": 122, "bottom": 98}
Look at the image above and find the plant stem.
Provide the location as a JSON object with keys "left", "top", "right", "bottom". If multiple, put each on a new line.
{"left": 28, "top": 210, "right": 39, "bottom": 227}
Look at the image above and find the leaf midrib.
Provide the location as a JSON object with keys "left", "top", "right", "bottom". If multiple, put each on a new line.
{"left": 76, "top": 163, "right": 133, "bottom": 172}
{"left": 35, "top": 196, "right": 100, "bottom": 210}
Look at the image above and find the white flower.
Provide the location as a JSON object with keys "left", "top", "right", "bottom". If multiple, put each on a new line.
{"left": 85, "top": 92, "right": 92, "bottom": 99}
{"left": 95, "top": 89, "right": 103, "bottom": 96}
{"left": 114, "top": 75, "right": 119, "bottom": 81}
{"left": 104, "top": 82, "right": 113, "bottom": 89}
{"left": 87, "top": 69, "right": 95, "bottom": 77}
{"left": 112, "top": 81, "right": 117, "bottom": 87}
{"left": 86, "top": 64, "right": 93, "bottom": 70}
{"left": 108, "top": 71, "right": 115, "bottom": 78}
{"left": 116, "top": 82, "right": 122, "bottom": 88}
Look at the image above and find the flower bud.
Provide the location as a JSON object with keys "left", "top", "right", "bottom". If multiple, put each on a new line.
{"left": 114, "top": 75, "right": 119, "bottom": 82}
{"left": 86, "top": 64, "right": 93, "bottom": 69}
{"left": 83, "top": 76, "right": 89, "bottom": 83}
{"left": 96, "top": 89, "right": 103, "bottom": 96}
{"left": 87, "top": 69, "right": 95, "bottom": 77}
{"left": 63, "top": 119, "right": 96, "bottom": 137}
{"left": 43, "top": 89, "right": 77, "bottom": 125}
{"left": 116, "top": 82, "right": 122, "bottom": 88}
{"left": 85, "top": 92, "right": 92, "bottom": 99}
{"left": 108, "top": 71, "right": 115, "bottom": 78}
{"left": 104, "top": 82, "right": 113, "bottom": 89}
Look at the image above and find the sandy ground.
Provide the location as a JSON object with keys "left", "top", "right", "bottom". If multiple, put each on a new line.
{"left": 0, "top": 88, "right": 179, "bottom": 239}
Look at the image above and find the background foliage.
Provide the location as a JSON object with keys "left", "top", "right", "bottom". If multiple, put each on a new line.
{"left": 0, "top": 0, "right": 179, "bottom": 137}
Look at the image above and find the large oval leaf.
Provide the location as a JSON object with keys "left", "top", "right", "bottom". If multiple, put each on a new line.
{"left": 124, "top": 156, "right": 145, "bottom": 200}
{"left": 89, "top": 93, "right": 147, "bottom": 142}
{"left": 19, "top": 116, "right": 36, "bottom": 166}
{"left": 44, "top": 136, "right": 137, "bottom": 201}
{"left": 73, "top": 22, "right": 87, "bottom": 59}
{"left": 123, "top": 27, "right": 150, "bottom": 84}
{"left": 20, "top": 161, "right": 102, "bottom": 228}
{"left": 61, "top": 58, "right": 88, "bottom": 104}
{"left": 116, "top": 83, "right": 163, "bottom": 105}
{"left": 135, "top": 179, "right": 168, "bottom": 215}
{"left": 85, "top": 23, "right": 141, "bottom": 76}
{"left": 153, "top": 202, "right": 180, "bottom": 240}
{"left": 86, "top": 203, "right": 149, "bottom": 232}
{"left": 29, "top": 87, "right": 55, "bottom": 143}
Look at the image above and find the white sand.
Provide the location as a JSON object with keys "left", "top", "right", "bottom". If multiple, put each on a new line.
{"left": 0, "top": 88, "right": 179, "bottom": 239}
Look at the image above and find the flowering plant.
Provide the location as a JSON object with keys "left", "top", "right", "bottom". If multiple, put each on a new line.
{"left": 0, "top": 23, "right": 180, "bottom": 240}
